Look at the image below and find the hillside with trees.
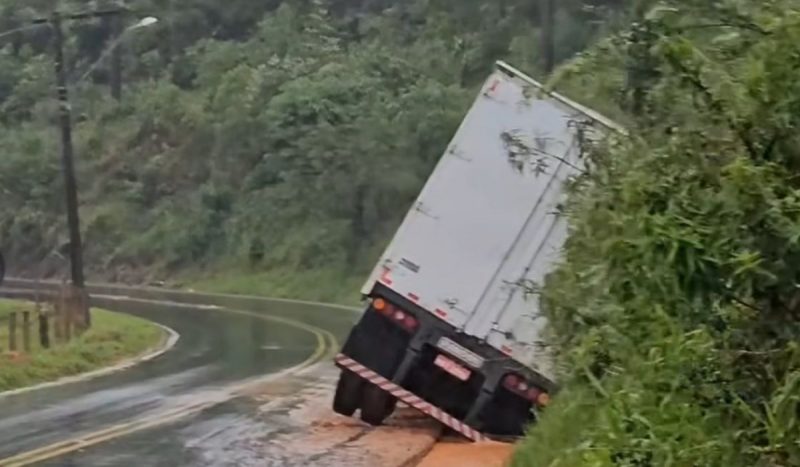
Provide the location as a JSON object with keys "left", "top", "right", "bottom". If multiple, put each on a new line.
{"left": 0, "top": 0, "right": 623, "bottom": 300}
{"left": 3, "top": 0, "right": 800, "bottom": 465}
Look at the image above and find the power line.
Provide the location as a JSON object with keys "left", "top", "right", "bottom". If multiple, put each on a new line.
{"left": 31, "top": 8, "right": 129, "bottom": 25}
{"left": 0, "top": 22, "right": 49, "bottom": 39}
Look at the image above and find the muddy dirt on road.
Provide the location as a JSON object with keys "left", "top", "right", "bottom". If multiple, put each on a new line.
{"left": 417, "top": 438, "right": 514, "bottom": 467}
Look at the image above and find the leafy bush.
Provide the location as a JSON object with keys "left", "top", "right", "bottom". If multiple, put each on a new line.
{"left": 515, "top": 1, "right": 800, "bottom": 465}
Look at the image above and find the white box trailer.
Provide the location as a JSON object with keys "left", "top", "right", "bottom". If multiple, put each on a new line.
{"left": 335, "top": 61, "right": 621, "bottom": 439}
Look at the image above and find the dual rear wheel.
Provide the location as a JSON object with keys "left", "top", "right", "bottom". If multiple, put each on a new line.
{"left": 334, "top": 368, "right": 535, "bottom": 436}
{"left": 332, "top": 370, "right": 396, "bottom": 426}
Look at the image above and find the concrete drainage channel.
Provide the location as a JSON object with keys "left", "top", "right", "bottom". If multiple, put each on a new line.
{"left": 0, "top": 278, "right": 472, "bottom": 467}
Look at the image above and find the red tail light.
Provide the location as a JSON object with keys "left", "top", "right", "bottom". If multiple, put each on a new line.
{"left": 504, "top": 374, "right": 519, "bottom": 388}
{"left": 371, "top": 298, "right": 419, "bottom": 332}
{"left": 503, "top": 373, "right": 549, "bottom": 407}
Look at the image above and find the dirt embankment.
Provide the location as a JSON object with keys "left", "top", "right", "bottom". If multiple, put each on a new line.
{"left": 245, "top": 367, "right": 515, "bottom": 466}
{"left": 416, "top": 438, "right": 514, "bottom": 467}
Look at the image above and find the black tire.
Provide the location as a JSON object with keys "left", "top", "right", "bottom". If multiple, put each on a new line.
{"left": 333, "top": 370, "right": 363, "bottom": 416}
{"left": 360, "top": 384, "right": 392, "bottom": 426}
{"left": 384, "top": 395, "right": 397, "bottom": 418}
{"left": 480, "top": 396, "right": 533, "bottom": 436}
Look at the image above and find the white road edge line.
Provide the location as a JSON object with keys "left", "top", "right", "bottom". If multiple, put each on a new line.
{"left": 0, "top": 278, "right": 353, "bottom": 401}
{"left": 4, "top": 277, "right": 363, "bottom": 312}
{"left": 0, "top": 322, "right": 180, "bottom": 401}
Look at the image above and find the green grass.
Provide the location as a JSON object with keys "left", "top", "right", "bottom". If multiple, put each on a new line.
{"left": 188, "top": 266, "right": 366, "bottom": 306}
{"left": 0, "top": 299, "right": 165, "bottom": 392}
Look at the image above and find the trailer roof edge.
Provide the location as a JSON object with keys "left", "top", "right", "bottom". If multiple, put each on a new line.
{"left": 495, "top": 60, "right": 627, "bottom": 135}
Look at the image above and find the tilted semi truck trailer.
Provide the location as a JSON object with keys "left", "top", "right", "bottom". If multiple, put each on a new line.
{"left": 333, "top": 61, "right": 622, "bottom": 439}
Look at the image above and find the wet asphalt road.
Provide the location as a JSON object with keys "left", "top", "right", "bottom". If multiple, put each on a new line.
{"left": 0, "top": 281, "right": 360, "bottom": 466}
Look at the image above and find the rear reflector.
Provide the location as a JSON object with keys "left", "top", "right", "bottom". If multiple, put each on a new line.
{"left": 399, "top": 313, "right": 418, "bottom": 331}
{"left": 537, "top": 392, "right": 551, "bottom": 407}
{"left": 504, "top": 374, "right": 518, "bottom": 388}
{"left": 503, "top": 373, "right": 549, "bottom": 407}
{"left": 371, "top": 298, "right": 418, "bottom": 332}
{"left": 380, "top": 267, "right": 393, "bottom": 285}
{"left": 404, "top": 316, "right": 417, "bottom": 328}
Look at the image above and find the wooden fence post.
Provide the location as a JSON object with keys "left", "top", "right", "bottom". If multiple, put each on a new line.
{"left": 54, "top": 301, "right": 63, "bottom": 343}
{"left": 39, "top": 312, "right": 50, "bottom": 349}
{"left": 8, "top": 311, "right": 17, "bottom": 352}
{"left": 64, "top": 310, "right": 72, "bottom": 342}
{"left": 22, "top": 310, "right": 30, "bottom": 352}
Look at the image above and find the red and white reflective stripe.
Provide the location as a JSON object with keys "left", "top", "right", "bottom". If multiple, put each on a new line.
{"left": 484, "top": 79, "right": 500, "bottom": 96}
{"left": 379, "top": 266, "right": 393, "bottom": 285}
{"left": 335, "top": 354, "right": 487, "bottom": 442}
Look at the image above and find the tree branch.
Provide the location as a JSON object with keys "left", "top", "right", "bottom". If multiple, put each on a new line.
{"left": 762, "top": 132, "right": 780, "bottom": 160}
{"left": 665, "top": 54, "right": 759, "bottom": 159}
{"left": 679, "top": 22, "right": 769, "bottom": 35}
{"left": 728, "top": 293, "right": 766, "bottom": 315}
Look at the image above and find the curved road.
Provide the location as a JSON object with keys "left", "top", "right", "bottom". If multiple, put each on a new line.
{"left": 0, "top": 280, "right": 361, "bottom": 466}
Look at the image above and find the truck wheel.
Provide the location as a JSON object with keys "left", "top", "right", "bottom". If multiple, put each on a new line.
{"left": 384, "top": 396, "right": 397, "bottom": 418}
{"left": 333, "top": 370, "right": 363, "bottom": 416}
{"left": 481, "top": 402, "right": 532, "bottom": 436}
{"left": 360, "top": 384, "right": 392, "bottom": 426}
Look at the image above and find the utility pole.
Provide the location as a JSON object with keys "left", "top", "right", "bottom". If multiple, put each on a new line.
{"left": 51, "top": 11, "right": 86, "bottom": 291}
{"left": 540, "top": 0, "right": 556, "bottom": 74}
{"left": 33, "top": 8, "right": 126, "bottom": 327}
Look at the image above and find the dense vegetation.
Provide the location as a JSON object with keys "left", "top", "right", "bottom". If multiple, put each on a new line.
{"left": 0, "top": 0, "right": 622, "bottom": 301}
{"left": 11, "top": 1, "right": 798, "bottom": 464}
{"left": 515, "top": 1, "right": 800, "bottom": 465}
